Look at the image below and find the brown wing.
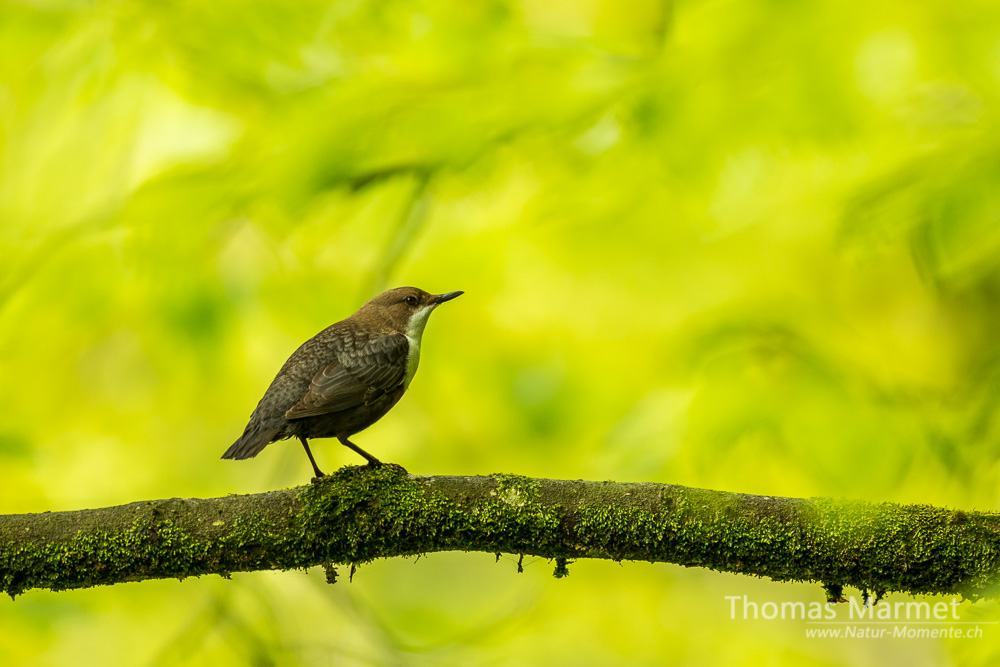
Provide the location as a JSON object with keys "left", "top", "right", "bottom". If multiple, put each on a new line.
{"left": 285, "top": 333, "right": 409, "bottom": 420}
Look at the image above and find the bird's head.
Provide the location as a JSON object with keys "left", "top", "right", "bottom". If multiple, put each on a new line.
{"left": 354, "top": 286, "right": 463, "bottom": 338}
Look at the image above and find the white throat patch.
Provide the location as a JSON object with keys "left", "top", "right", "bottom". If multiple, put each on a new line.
{"left": 403, "top": 304, "right": 437, "bottom": 388}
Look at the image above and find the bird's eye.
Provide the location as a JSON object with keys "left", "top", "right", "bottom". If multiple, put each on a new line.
{"left": 404, "top": 296, "right": 418, "bottom": 306}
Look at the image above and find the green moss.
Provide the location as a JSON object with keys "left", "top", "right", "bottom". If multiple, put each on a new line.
{"left": 5, "top": 471, "right": 1000, "bottom": 599}
{"left": 0, "top": 509, "right": 293, "bottom": 598}
{"left": 294, "top": 467, "right": 565, "bottom": 566}
{"left": 295, "top": 464, "right": 455, "bottom": 564}
{"left": 564, "top": 488, "right": 1000, "bottom": 600}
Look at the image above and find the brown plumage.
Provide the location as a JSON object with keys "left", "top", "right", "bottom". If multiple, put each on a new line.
{"left": 222, "top": 286, "right": 463, "bottom": 477}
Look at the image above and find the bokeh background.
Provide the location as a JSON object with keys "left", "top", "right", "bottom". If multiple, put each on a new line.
{"left": 3, "top": 0, "right": 1000, "bottom": 664}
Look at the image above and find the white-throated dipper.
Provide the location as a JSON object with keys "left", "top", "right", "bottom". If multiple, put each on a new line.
{"left": 222, "top": 286, "right": 463, "bottom": 477}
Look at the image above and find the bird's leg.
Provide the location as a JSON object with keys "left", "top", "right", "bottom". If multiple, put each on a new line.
{"left": 338, "top": 436, "right": 409, "bottom": 473}
{"left": 337, "top": 436, "right": 383, "bottom": 466}
{"left": 298, "top": 436, "right": 325, "bottom": 479}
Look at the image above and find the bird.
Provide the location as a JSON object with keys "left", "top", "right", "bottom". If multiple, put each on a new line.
{"left": 222, "top": 286, "right": 463, "bottom": 478}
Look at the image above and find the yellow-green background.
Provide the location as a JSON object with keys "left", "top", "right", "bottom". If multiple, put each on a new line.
{"left": 3, "top": 0, "right": 1000, "bottom": 664}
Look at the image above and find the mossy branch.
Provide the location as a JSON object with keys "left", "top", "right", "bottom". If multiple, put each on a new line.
{"left": 2, "top": 466, "right": 999, "bottom": 600}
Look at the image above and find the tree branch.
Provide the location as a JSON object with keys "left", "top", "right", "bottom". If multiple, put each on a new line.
{"left": 2, "top": 467, "right": 999, "bottom": 600}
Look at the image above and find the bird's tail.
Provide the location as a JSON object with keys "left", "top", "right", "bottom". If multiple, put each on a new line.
{"left": 221, "top": 421, "right": 280, "bottom": 460}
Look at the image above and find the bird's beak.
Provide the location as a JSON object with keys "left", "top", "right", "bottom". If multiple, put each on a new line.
{"left": 434, "top": 291, "right": 464, "bottom": 304}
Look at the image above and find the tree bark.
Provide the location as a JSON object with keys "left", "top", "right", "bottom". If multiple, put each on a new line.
{"left": 2, "top": 466, "right": 999, "bottom": 600}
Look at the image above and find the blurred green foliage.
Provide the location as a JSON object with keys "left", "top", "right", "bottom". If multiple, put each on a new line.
{"left": 3, "top": 0, "right": 1000, "bottom": 664}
